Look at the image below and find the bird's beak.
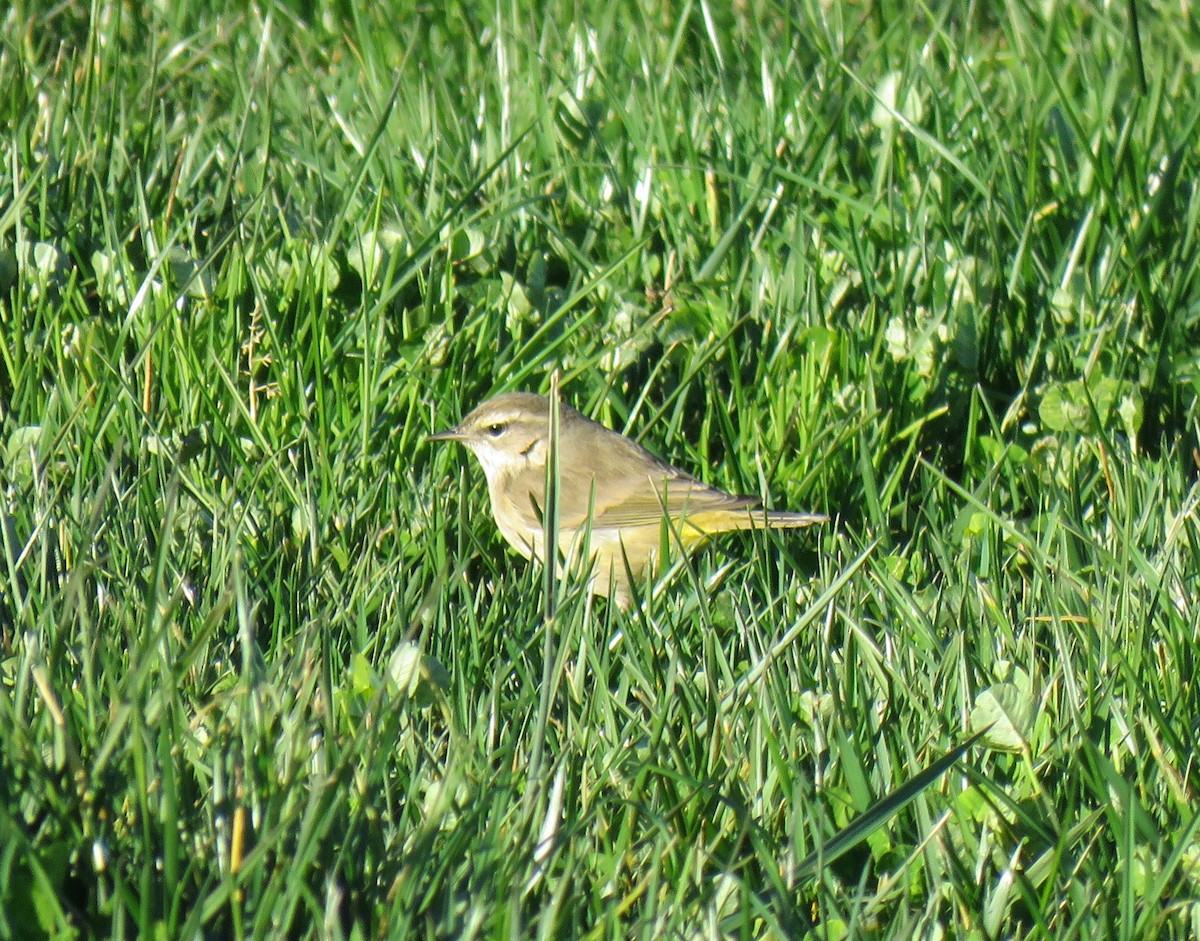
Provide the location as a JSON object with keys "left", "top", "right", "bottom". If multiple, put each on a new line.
{"left": 427, "top": 425, "right": 465, "bottom": 443}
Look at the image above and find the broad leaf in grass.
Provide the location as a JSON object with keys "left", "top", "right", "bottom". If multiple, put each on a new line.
{"left": 970, "top": 673, "right": 1035, "bottom": 753}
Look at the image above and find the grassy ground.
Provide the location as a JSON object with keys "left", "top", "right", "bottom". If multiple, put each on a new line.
{"left": 3, "top": 0, "right": 1200, "bottom": 937}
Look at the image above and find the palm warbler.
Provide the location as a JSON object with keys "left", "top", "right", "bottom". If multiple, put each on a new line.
{"left": 429, "top": 392, "right": 825, "bottom": 606}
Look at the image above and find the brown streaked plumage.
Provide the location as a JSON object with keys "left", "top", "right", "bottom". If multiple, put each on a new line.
{"left": 429, "top": 392, "right": 825, "bottom": 606}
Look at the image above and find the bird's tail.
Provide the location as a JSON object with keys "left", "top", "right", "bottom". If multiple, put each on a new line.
{"left": 755, "top": 510, "right": 828, "bottom": 528}
{"left": 682, "top": 507, "right": 827, "bottom": 539}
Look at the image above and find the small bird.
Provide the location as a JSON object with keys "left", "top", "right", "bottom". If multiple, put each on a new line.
{"left": 429, "top": 392, "right": 826, "bottom": 606}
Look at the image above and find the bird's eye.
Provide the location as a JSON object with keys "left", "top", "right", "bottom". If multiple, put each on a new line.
{"left": 485, "top": 422, "right": 506, "bottom": 437}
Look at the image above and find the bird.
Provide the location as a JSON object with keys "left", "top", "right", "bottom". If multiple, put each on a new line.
{"left": 429, "top": 391, "right": 825, "bottom": 606}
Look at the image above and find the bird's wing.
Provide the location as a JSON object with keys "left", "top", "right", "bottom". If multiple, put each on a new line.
{"left": 589, "top": 475, "right": 759, "bottom": 529}
{"left": 529, "top": 413, "right": 765, "bottom": 532}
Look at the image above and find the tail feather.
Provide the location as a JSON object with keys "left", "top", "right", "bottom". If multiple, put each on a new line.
{"left": 683, "top": 507, "right": 827, "bottom": 537}
{"left": 756, "top": 510, "right": 828, "bottom": 528}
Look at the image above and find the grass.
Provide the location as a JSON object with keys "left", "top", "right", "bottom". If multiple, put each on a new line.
{"left": 3, "top": 0, "right": 1200, "bottom": 937}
